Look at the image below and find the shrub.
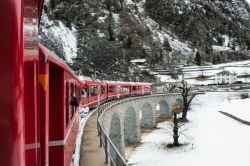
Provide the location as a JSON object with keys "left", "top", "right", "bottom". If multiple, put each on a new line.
{"left": 196, "top": 74, "right": 209, "bottom": 81}
{"left": 240, "top": 93, "right": 249, "bottom": 99}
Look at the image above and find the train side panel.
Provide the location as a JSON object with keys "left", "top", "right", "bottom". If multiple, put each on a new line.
{"left": 39, "top": 44, "right": 82, "bottom": 166}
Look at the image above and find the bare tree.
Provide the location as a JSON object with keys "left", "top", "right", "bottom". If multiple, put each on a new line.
{"left": 173, "top": 112, "right": 179, "bottom": 146}
{"left": 169, "top": 102, "right": 183, "bottom": 147}
{"left": 178, "top": 80, "right": 195, "bottom": 122}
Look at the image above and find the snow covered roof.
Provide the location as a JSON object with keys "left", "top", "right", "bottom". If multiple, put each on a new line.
{"left": 130, "top": 59, "right": 146, "bottom": 63}
{"left": 212, "top": 45, "right": 233, "bottom": 52}
{"left": 216, "top": 70, "right": 236, "bottom": 75}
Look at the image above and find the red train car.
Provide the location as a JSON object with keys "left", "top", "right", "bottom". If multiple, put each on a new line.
{"left": 143, "top": 83, "right": 153, "bottom": 94}
{"left": 0, "top": 0, "right": 43, "bottom": 165}
{"left": 39, "top": 44, "right": 82, "bottom": 166}
{"left": 130, "top": 82, "right": 143, "bottom": 96}
{"left": 106, "top": 81, "right": 117, "bottom": 99}
{"left": 81, "top": 78, "right": 106, "bottom": 109}
{"left": 117, "top": 82, "right": 130, "bottom": 98}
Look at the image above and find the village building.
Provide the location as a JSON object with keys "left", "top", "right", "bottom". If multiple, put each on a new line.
{"left": 214, "top": 70, "right": 237, "bottom": 84}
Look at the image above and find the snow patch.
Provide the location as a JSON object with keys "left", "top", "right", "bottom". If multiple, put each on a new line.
{"left": 131, "top": 59, "right": 146, "bottom": 63}
{"left": 212, "top": 45, "right": 232, "bottom": 52}
{"left": 98, "top": 15, "right": 107, "bottom": 23}
{"left": 112, "top": 13, "right": 120, "bottom": 24}
{"left": 40, "top": 14, "right": 77, "bottom": 63}
{"left": 128, "top": 92, "right": 250, "bottom": 166}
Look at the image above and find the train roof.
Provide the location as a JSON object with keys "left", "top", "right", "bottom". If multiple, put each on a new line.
{"left": 104, "top": 80, "right": 130, "bottom": 84}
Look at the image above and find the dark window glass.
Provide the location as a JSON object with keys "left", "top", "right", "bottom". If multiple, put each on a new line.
{"left": 82, "top": 85, "right": 88, "bottom": 98}
{"left": 90, "top": 85, "right": 98, "bottom": 96}
{"left": 101, "top": 86, "right": 105, "bottom": 94}
{"left": 133, "top": 86, "right": 137, "bottom": 90}
{"left": 109, "top": 86, "right": 115, "bottom": 92}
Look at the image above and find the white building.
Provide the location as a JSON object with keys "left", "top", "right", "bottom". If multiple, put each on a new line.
{"left": 215, "top": 70, "right": 237, "bottom": 84}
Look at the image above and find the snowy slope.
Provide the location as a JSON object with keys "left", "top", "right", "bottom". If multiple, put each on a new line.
{"left": 39, "top": 11, "right": 77, "bottom": 63}
{"left": 128, "top": 92, "right": 250, "bottom": 166}
{"left": 125, "top": 0, "right": 193, "bottom": 56}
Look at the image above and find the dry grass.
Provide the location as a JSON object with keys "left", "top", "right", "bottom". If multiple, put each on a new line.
{"left": 196, "top": 74, "right": 209, "bottom": 81}
{"left": 240, "top": 93, "right": 249, "bottom": 99}
{"left": 140, "top": 127, "right": 155, "bottom": 134}
{"left": 125, "top": 141, "right": 142, "bottom": 147}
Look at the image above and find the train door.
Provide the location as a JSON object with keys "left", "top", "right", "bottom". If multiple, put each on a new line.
{"left": 97, "top": 85, "right": 100, "bottom": 105}
{"left": 142, "top": 85, "right": 145, "bottom": 95}
{"left": 117, "top": 85, "right": 121, "bottom": 98}
{"left": 81, "top": 84, "right": 88, "bottom": 106}
{"left": 48, "top": 65, "right": 64, "bottom": 166}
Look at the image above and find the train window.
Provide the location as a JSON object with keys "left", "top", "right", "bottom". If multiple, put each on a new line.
{"left": 65, "top": 82, "right": 69, "bottom": 128}
{"left": 109, "top": 86, "right": 115, "bottom": 92}
{"left": 122, "top": 86, "right": 127, "bottom": 92}
{"left": 82, "top": 85, "right": 88, "bottom": 98}
{"left": 101, "top": 86, "right": 105, "bottom": 94}
{"left": 132, "top": 86, "right": 137, "bottom": 90}
{"left": 70, "top": 83, "right": 74, "bottom": 94}
{"left": 125, "top": 86, "right": 129, "bottom": 92}
{"left": 90, "top": 85, "right": 97, "bottom": 96}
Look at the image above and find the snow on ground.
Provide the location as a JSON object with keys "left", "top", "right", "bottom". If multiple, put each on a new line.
{"left": 128, "top": 92, "right": 250, "bottom": 166}
{"left": 71, "top": 107, "right": 95, "bottom": 166}
{"left": 40, "top": 14, "right": 77, "bottom": 63}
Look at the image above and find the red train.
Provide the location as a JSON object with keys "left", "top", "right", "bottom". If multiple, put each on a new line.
{"left": 0, "top": 0, "right": 152, "bottom": 166}
{"left": 81, "top": 80, "right": 152, "bottom": 109}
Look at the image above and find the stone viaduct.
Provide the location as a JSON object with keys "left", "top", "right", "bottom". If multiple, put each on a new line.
{"left": 98, "top": 93, "right": 187, "bottom": 161}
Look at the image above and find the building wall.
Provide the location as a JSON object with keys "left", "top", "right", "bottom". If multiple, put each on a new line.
{"left": 215, "top": 74, "right": 237, "bottom": 84}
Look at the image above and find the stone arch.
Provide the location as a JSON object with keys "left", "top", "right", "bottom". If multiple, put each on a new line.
{"left": 109, "top": 113, "right": 122, "bottom": 154}
{"left": 159, "top": 100, "right": 171, "bottom": 118}
{"left": 124, "top": 106, "right": 139, "bottom": 143}
{"left": 141, "top": 103, "right": 155, "bottom": 128}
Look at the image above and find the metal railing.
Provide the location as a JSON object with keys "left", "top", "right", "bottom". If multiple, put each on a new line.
{"left": 97, "top": 99, "right": 128, "bottom": 166}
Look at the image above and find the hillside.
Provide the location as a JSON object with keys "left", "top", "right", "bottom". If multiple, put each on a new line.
{"left": 39, "top": 0, "right": 250, "bottom": 81}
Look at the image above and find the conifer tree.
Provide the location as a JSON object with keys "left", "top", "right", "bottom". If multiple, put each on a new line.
{"left": 195, "top": 51, "right": 201, "bottom": 66}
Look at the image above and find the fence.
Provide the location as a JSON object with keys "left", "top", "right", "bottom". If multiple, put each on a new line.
{"left": 97, "top": 99, "right": 128, "bottom": 166}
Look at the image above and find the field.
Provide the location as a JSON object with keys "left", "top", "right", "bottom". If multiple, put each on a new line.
{"left": 128, "top": 92, "right": 250, "bottom": 166}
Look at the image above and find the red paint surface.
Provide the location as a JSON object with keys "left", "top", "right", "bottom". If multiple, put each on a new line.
{"left": 0, "top": 1, "right": 25, "bottom": 165}
{"left": 39, "top": 46, "right": 49, "bottom": 166}
{"left": 23, "top": 0, "right": 40, "bottom": 165}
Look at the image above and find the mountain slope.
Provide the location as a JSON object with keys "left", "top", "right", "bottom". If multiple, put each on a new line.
{"left": 39, "top": 0, "right": 250, "bottom": 81}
